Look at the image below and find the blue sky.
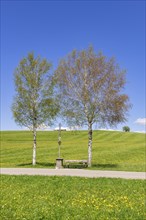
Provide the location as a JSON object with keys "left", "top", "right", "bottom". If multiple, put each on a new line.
{"left": 1, "top": 0, "right": 145, "bottom": 132}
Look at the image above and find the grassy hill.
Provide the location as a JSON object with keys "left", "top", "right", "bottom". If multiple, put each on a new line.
{"left": 0, "top": 130, "right": 145, "bottom": 171}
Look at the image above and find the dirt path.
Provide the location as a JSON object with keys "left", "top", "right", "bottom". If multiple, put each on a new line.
{"left": 1, "top": 168, "right": 145, "bottom": 179}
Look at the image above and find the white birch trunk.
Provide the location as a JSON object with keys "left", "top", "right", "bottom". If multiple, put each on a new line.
{"left": 88, "top": 122, "right": 92, "bottom": 167}
{"left": 32, "top": 129, "right": 37, "bottom": 165}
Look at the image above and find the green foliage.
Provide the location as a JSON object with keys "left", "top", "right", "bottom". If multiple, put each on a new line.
{"left": 12, "top": 52, "right": 59, "bottom": 130}
{"left": 1, "top": 175, "right": 145, "bottom": 220}
{"left": 0, "top": 130, "right": 145, "bottom": 171}
{"left": 123, "top": 126, "right": 130, "bottom": 132}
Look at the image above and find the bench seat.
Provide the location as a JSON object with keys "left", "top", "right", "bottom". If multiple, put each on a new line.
{"left": 64, "top": 160, "right": 88, "bottom": 167}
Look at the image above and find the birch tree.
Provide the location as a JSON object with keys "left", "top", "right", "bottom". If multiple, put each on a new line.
{"left": 55, "top": 46, "right": 131, "bottom": 167}
{"left": 12, "top": 53, "right": 59, "bottom": 165}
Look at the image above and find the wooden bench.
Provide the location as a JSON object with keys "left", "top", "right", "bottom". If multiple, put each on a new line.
{"left": 64, "top": 160, "right": 88, "bottom": 168}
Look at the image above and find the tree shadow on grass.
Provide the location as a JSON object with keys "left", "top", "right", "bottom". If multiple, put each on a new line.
{"left": 16, "top": 162, "right": 118, "bottom": 169}
{"left": 16, "top": 162, "right": 55, "bottom": 167}
{"left": 16, "top": 163, "right": 32, "bottom": 167}
{"left": 37, "top": 162, "right": 55, "bottom": 167}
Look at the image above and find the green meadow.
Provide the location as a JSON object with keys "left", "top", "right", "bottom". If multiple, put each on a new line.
{"left": 0, "top": 130, "right": 145, "bottom": 171}
{"left": 1, "top": 131, "right": 145, "bottom": 220}
{"left": 1, "top": 175, "right": 145, "bottom": 220}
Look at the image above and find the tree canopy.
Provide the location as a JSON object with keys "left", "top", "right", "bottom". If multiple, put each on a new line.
{"left": 123, "top": 126, "right": 130, "bottom": 132}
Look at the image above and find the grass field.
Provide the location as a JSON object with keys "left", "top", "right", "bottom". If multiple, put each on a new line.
{"left": 1, "top": 175, "right": 145, "bottom": 220}
{"left": 0, "top": 130, "right": 145, "bottom": 171}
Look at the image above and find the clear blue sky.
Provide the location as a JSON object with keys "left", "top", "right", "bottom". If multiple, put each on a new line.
{"left": 1, "top": 0, "right": 145, "bottom": 132}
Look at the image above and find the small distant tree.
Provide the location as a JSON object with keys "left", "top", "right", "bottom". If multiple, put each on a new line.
{"left": 55, "top": 46, "right": 131, "bottom": 167}
{"left": 123, "top": 126, "right": 130, "bottom": 132}
{"left": 12, "top": 53, "right": 59, "bottom": 165}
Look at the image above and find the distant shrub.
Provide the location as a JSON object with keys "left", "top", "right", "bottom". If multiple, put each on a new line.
{"left": 123, "top": 126, "right": 130, "bottom": 132}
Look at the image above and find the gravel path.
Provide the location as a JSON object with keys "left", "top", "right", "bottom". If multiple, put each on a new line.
{"left": 1, "top": 168, "right": 145, "bottom": 179}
